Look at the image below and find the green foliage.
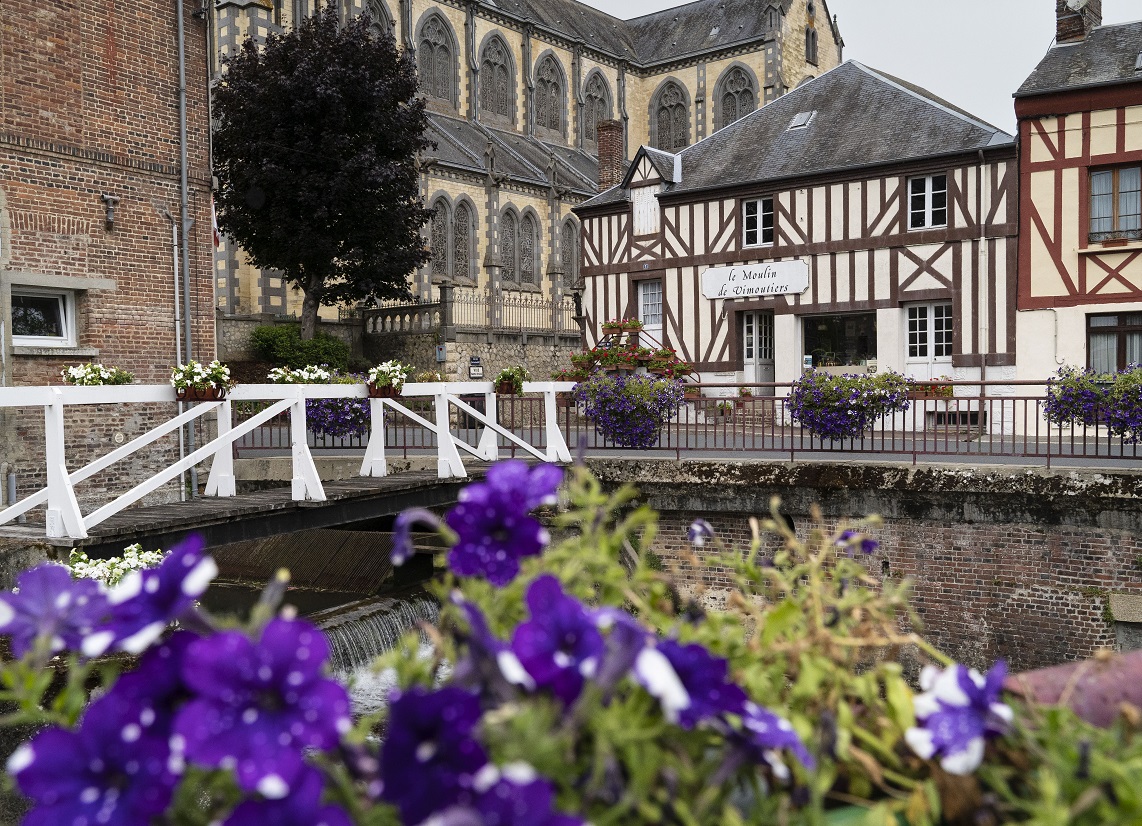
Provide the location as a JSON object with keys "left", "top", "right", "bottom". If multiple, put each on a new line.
{"left": 213, "top": 4, "right": 432, "bottom": 338}
{"left": 494, "top": 365, "right": 530, "bottom": 394}
{"left": 250, "top": 325, "right": 350, "bottom": 370}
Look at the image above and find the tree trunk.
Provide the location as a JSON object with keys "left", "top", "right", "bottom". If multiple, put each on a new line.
{"left": 300, "top": 287, "right": 320, "bottom": 341}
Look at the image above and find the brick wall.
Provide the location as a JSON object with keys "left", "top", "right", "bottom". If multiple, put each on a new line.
{"left": 1, "top": 0, "right": 214, "bottom": 511}
{"left": 589, "top": 459, "right": 1142, "bottom": 674}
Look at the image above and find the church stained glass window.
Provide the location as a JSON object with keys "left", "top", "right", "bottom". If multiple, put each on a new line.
{"left": 535, "top": 56, "right": 563, "bottom": 133}
{"left": 501, "top": 212, "right": 517, "bottom": 282}
{"left": 430, "top": 202, "right": 448, "bottom": 279}
{"left": 453, "top": 202, "right": 472, "bottom": 280}
{"left": 418, "top": 16, "right": 454, "bottom": 104}
{"left": 561, "top": 221, "right": 577, "bottom": 287}
{"left": 718, "top": 67, "right": 756, "bottom": 130}
{"left": 583, "top": 74, "right": 610, "bottom": 142}
{"left": 654, "top": 81, "right": 689, "bottom": 153}
{"left": 520, "top": 214, "right": 537, "bottom": 284}
{"left": 480, "top": 38, "right": 512, "bottom": 119}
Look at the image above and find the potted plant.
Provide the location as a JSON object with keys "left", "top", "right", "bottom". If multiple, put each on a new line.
{"left": 788, "top": 369, "right": 911, "bottom": 441}
{"left": 61, "top": 363, "right": 134, "bottom": 386}
{"left": 621, "top": 317, "right": 644, "bottom": 333}
{"left": 267, "top": 365, "right": 371, "bottom": 438}
{"left": 600, "top": 319, "right": 624, "bottom": 335}
{"left": 494, "top": 365, "right": 529, "bottom": 395}
{"left": 1044, "top": 365, "right": 1115, "bottom": 428}
{"left": 170, "top": 360, "right": 231, "bottom": 401}
{"left": 737, "top": 386, "right": 754, "bottom": 409}
{"left": 366, "top": 360, "right": 410, "bottom": 398}
{"left": 716, "top": 399, "right": 734, "bottom": 417}
{"left": 908, "top": 376, "right": 955, "bottom": 401}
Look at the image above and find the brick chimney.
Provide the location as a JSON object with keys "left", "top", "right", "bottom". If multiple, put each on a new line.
{"left": 1056, "top": 0, "right": 1102, "bottom": 43}
{"left": 596, "top": 119, "right": 624, "bottom": 192}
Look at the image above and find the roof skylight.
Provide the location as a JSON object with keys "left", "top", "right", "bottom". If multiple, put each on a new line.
{"left": 787, "top": 111, "right": 817, "bottom": 130}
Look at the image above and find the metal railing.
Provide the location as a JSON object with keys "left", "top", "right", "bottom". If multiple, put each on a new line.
{"left": 233, "top": 379, "right": 1142, "bottom": 469}
{"left": 0, "top": 382, "right": 573, "bottom": 539}
{"left": 363, "top": 286, "right": 578, "bottom": 336}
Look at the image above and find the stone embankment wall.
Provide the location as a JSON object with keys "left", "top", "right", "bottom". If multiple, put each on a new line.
{"left": 586, "top": 459, "right": 1142, "bottom": 673}
{"left": 365, "top": 330, "right": 581, "bottom": 383}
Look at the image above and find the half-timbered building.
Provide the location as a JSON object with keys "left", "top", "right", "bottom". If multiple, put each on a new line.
{"left": 1014, "top": 3, "right": 1142, "bottom": 379}
{"left": 575, "top": 61, "right": 1017, "bottom": 394}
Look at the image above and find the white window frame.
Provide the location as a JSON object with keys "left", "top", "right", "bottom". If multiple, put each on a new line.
{"left": 743, "top": 196, "right": 774, "bottom": 247}
{"left": 905, "top": 302, "right": 953, "bottom": 365}
{"left": 11, "top": 288, "right": 76, "bottom": 348}
{"left": 632, "top": 186, "right": 661, "bottom": 237}
{"left": 908, "top": 174, "right": 948, "bottom": 231}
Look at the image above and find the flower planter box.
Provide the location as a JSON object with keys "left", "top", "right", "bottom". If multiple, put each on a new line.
{"left": 908, "top": 390, "right": 951, "bottom": 401}
{"left": 176, "top": 386, "right": 227, "bottom": 402}
{"left": 366, "top": 383, "right": 400, "bottom": 399}
{"left": 600, "top": 324, "right": 623, "bottom": 335}
{"left": 496, "top": 379, "right": 518, "bottom": 395}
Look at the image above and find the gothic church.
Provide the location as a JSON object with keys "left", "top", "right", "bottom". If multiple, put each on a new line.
{"left": 213, "top": 0, "right": 842, "bottom": 317}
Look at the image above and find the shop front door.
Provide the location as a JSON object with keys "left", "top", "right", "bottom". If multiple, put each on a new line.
{"left": 743, "top": 311, "right": 775, "bottom": 395}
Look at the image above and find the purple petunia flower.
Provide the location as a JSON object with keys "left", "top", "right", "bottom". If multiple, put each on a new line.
{"left": 450, "top": 593, "right": 534, "bottom": 699}
{"left": 424, "top": 764, "right": 584, "bottom": 826}
{"left": 591, "top": 607, "right": 650, "bottom": 698}
{"left": 687, "top": 519, "right": 715, "bottom": 547}
{"left": 835, "top": 530, "right": 879, "bottom": 556}
{"left": 444, "top": 461, "right": 562, "bottom": 586}
{"left": 511, "top": 576, "right": 604, "bottom": 705}
{"left": 380, "top": 686, "right": 488, "bottom": 825}
{"left": 904, "top": 661, "right": 1012, "bottom": 775}
{"left": 7, "top": 683, "right": 180, "bottom": 826}
{"left": 221, "top": 766, "right": 352, "bottom": 826}
{"left": 173, "top": 617, "right": 351, "bottom": 798}
{"left": 735, "top": 702, "right": 816, "bottom": 778}
{"left": 0, "top": 564, "right": 108, "bottom": 658}
{"left": 635, "top": 640, "right": 748, "bottom": 729}
{"left": 82, "top": 534, "right": 218, "bottom": 657}
{"left": 391, "top": 508, "right": 445, "bottom": 567}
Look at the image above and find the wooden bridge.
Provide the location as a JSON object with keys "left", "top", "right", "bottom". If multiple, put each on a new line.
{"left": 0, "top": 381, "right": 571, "bottom": 545}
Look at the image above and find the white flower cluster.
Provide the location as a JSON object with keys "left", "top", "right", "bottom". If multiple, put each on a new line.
{"left": 68, "top": 544, "right": 166, "bottom": 587}
{"left": 367, "top": 360, "right": 411, "bottom": 391}
{"left": 170, "top": 360, "right": 231, "bottom": 390}
{"left": 267, "top": 365, "right": 332, "bottom": 384}
{"left": 61, "top": 363, "right": 134, "bottom": 386}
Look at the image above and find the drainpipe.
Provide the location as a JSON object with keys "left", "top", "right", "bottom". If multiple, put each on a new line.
{"left": 163, "top": 210, "right": 188, "bottom": 502}
{"left": 176, "top": 0, "right": 198, "bottom": 495}
{"left": 977, "top": 150, "right": 989, "bottom": 438}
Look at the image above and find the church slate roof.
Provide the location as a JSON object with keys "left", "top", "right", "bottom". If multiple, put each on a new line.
{"left": 1015, "top": 20, "right": 1142, "bottom": 98}
{"left": 577, "top": 60, "right": 1014, "bottom": 210}
{"left": 425, "top": 113, "right": 599, "bottom": 197}
{"left": 476, "top": 0, "right": 800, "bottom": 67}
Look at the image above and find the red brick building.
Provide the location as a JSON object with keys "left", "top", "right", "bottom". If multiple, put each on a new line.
{"left": 0, "top": 0, "right": 214, "bottom": 503}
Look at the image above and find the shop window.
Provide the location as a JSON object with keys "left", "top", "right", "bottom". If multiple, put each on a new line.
{"left": 1088, "top": 313, "right": 1142, "bottom": 373}
{"left": 803, "top": 313, "right": 876, "bottom": 368}
{"left": 908, "top": 174, "right": 947, "bottom": 230}
{"left": 1090, "top": 166, "right": 1141, "bottom": 242}
{"left": 12, "top": 289, "right": 76, "bottom": 348}
{"left": 743, "top": 197, "right": 774, "bottom": 247}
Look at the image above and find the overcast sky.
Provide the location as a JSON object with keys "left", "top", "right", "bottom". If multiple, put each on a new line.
{"left": 580, "top": 0, "right": 1140, "bottom": 134}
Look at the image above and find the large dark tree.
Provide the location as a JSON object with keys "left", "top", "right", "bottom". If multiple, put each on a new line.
{"left": 213, "top": 4, "right": 432, "bottom": 339}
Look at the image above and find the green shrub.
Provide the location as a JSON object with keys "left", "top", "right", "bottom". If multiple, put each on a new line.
{"left": 249, "top": 325, "right": 350, "bottom": 370}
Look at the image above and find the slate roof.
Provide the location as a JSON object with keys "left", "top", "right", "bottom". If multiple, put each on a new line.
{"left": 577, "top": 61, "right": 1014, "bottom": 209}
{"left": 1016, "top": 20, "right": 1142, "bottom": 97}
{"left": 424, "top": 113, "right": 599, "bottom": 197}
{"left": 475, "top": 0, "right": 806, "bottom": 67}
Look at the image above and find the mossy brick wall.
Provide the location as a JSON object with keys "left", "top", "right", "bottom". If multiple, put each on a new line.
{"left": 1, "top": 0, "right": 213, "bottom": 512}
{"left": 588, "top": 459, "right": 1142, "bottom": 674}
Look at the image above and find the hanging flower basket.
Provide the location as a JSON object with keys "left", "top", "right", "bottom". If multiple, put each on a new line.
{"left": 176, "top": 385, "right": 227, "bottom": 402}
{"left": 367, "top": 382, "right": 401, "bottom": 399}
{"left": 496, "top": 379, "right": 518, "bottom": 395}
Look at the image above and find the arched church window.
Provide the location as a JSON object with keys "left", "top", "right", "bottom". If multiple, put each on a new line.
{"left": 429, "top": 200, "right": 449, "bottom": 279}
{"left": 535, "top": 56, "right": 563, "bottom": 134}
{"left": 501, "top": 212, "right": 517, "bottom": 282}
{"left": 583, "top": 73, "right": 610, "bottom": 142}
{"left": 718, "top": 66, "right": 756, "bottom": 130}
{"left": 520, "top": 214, "right": 537, "bottom": 284}
{"left": 480, "top": 38, "right": 512, "bottom": 120}
{"left": 453, "top": 202, "right": 472, "bottom": 280}
{"left": 366, "top": 0, "right": 392, "bottom": 34}
{"left": 561, "top": 220, "right": 577, "bottom": 287}
{"left": 654, "top": 81, "right": 689, "bottom": 153}
{"left": 805, "top": 28, "right": 818, "bottom": 65}
{"left": 418, "top": 16, "right": 455, "bottom": 103}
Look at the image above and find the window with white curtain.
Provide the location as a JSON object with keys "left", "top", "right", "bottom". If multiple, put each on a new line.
{"left": 1088, "top": 313, "right": 1142, "bottom": 373}
{"left": 1090, "top": 166, "right": 1142, "bottom": 241}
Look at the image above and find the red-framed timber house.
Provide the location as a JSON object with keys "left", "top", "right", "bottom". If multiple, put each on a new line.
{"left": 574, "top": 61, "right": 1018, "bottom": 396}
{"left": 1014, "top": 2, "right": 1142, "bottom": 379}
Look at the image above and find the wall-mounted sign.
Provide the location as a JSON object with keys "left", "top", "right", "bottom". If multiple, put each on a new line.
{"left": 701, "top": 260, "right": 810, "bottom": 300}
{"left": 468, "top": 356, "right": 483, "bottom": 379}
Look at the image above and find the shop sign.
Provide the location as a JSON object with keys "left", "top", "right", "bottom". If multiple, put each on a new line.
{"left": 700, "top": 260, "right": 809, "bottom": 299}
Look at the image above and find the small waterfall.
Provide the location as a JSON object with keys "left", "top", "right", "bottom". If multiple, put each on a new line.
{"left": 310, "top": 589, "right": 442, "bottom": 716}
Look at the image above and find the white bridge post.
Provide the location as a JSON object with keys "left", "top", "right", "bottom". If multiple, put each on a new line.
{"left": 543, "top": 386, "right": 572, "bottom": 463}
{"left": 43, "top": 389, "right": 86, "bottom": 539}
{"left": 434, "top": 391, "right": 466, "bottom": 478}
{"left": 360, "top": 397, "right": 388, "bottom": 478}
{"left": 475, "top": 390, "right": 499, "bottom": 461}
{"left": 204, "top": 399, "right": 236, "bottom": 497}
{"left": 289, "top": 392, "right": 325, "bottom": 501}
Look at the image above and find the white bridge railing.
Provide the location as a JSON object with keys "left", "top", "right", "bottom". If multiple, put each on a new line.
{"left": 0, "top": 382, "right": 574, "bottom": 540}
